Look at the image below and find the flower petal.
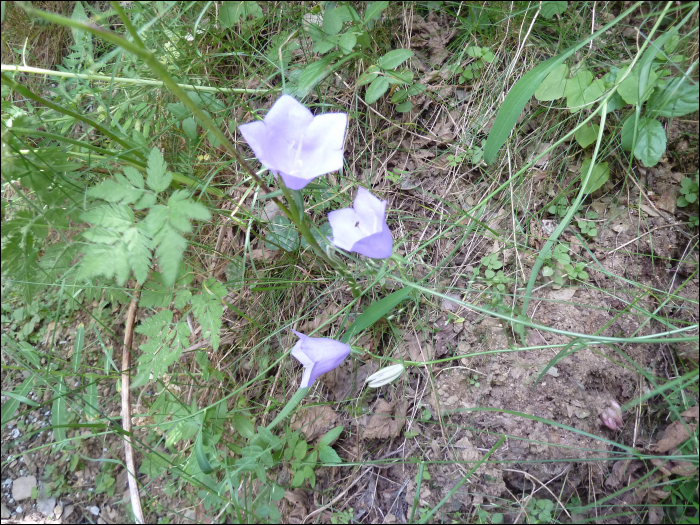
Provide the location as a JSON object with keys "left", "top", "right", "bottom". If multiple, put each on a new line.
{"left": 238, "top": 121, "right": 274, "bottom": 170}
{"left": 351, "top": 222, "right": 393, "bottom": 258}
{"left": 300, "top": 113, "right": 347, "bottom": 178}
{"left": 278, "top": 171, "right": 318, "bottom": 190}
{"left": 353, "top": 187, "right": 386, "bottom": 233}
{"left": 290, "top": 331, "right": 351, "bottom": 388}
{"left": 264, "top": 95, "right": 314, "bottom": 142}
{"left": 328, "top": 208, "right": 365, "bottom": 251}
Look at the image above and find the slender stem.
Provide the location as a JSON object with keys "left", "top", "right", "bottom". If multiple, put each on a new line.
{"left": 266, "top": 387, "right": 309, "bottom": 431}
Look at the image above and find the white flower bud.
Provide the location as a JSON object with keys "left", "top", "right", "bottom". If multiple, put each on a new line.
{"left": 366, "top": 364, "right": 405, "bottom": 388}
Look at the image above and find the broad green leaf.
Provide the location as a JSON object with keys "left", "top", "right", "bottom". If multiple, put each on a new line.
{"left": 220, "top": 1, "right": 263, "bottom": 29}
{"left": 534, "top": 63, "right": 569, "bottom": 101}
{"left": 396, "top": 100, "right": 413, "bottom": 113}
{"left": 295, "top": 54, "right": 336, "bottom": 98}
{"left": 1, "top": 378, "right": 33, "bottom": 426}
{"left": 634, "top": 118, "right": 666, "bottom": 167}
{"left": 52, "top": 379, "right": 67, "bottom": 445}
{"left": 465, "top": 46, "right": 482, "bottom": 58}
{"left": 313, "top": 36, "right": 338, "bottom": 54}
{"left": 648, "top": 77, "right": 700, "bottom": 117}
{"left": 294, "top": 439, "right": 308, "bottom": 459}
{"left": 564, "top": 70, "right": 593, "bottom": 112}
{"left": 318, "top": 445, "right": 342, "bottom": 464}
{"left": 182, "top": 117, "right": 197, "bottom": 140}
{"left": 73, "top": 323, "right": 84, "bottom": 373}
{"left": 582, "top": 78, "right": 606, "bottom": 105}
{"left": 364, "top": 1, "right": 388, "bottom": 22}
{"left": 341, "top": 287, "right": 412, "bottom": 343}
{"left": 377, "top": 49, "right": 414, "bottom": 70}
{"left": 616, "top": 65, "right": 658, "bottom": 105}
{"left": 264, "top": 215, "right": 300, "bottom": 252}
{"left": 167, "top": 102, "right": 189, "bottom": 119}
{"left": 146, "top": 147, "right": 172, "bottom": 193}
{"left": 234, "top": 414, "right": 255, "bottom": 438}
{"left": 339, "top": 32, "right": 357, "bottom": 54}
{"left": 574, "top": 123, "right": 600, "bottom": 148}
{"left": 620, "top": 115, "right": 637, "bottom": 152}
{"left": 319, "top": 425, "right": 344, "bottom": 446}
{"left": 300, "top": 222, "right": 332, "bottom": 250}
{"left": 365, "top": 76, "right": 390, "bottom": 104}
{"left": 323, "top": 7, "right": 344, "bottom": 35}
{"left": 357, "top": 65, "right": 381, "bottom": 86}
{"left": 663, "top": 28, "right": 679, "bottom": 54}
{"left": 581, "top": 159, "right": 610, "bottom": 194}
{"left": 540, "top": 1, "right": 568, "bottom": 19}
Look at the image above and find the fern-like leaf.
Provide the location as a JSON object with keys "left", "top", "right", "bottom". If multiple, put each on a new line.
{"left": 146, "top": 147, "right": 172, "bottom": 193}
{"left": 190, "top": 278, "right": 227, "bottom": 352}
{"left": 133, "top": 310, "right": 189, "bottom": 387}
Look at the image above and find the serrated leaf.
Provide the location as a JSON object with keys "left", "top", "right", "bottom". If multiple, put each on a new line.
{"left": 123, "top": 226, "right": 152, "bottom": 283}
{"left": 534, "top": 63, "right": 569, "bottom": 101}
{"left": 634, "top": 118, "right": 666, "bottom": 167}
{"left": 540, "top": 1, "right": 568, "bottom": 19}
{"left": 190, "top": 278, "right": 226, "bottom": 352}
{"left": 574, "top": 122, "right": 600, "bottom": 148}
{"left": 365, "top": 76, "right": 390, "bottom": 104}
{"left": 318, "top": 444, "right": 342, "bottom": 464}
{"left": 146, "top": 148, "right": 172, "bottom": 193}
{"left": 377, "top": 49, "right": 414, "bottom": 70}
{"left": 81, "top": 204, "right": 134, "bottom": 231}
{"left": 581, "top": 159, "right": 610, "bottom": 194}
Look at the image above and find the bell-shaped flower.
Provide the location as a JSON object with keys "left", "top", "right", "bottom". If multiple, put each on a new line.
{"left": 328, "top": 187, "right": 393, "bottom": 259}
{"left": 366, "top": 364, "right": 404, "bottom": 388}
{"left": 290, "top": 330, "right": 351, "bottom": 388}
{"left": 600, "top": 400, "right": 623, "bottom": 431}
{"left": 238, "top": 95, "right": 347, "bottom": 190}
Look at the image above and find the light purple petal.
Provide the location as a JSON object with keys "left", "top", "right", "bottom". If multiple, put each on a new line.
{"left": 290, "top": 331, "right": 351, "bottom": 388}
{"left": 264, "top": 95, "right": 314, "bottom": 143}
{"left": 238, "top": 121, "right": 274, "bottom": 170}
{"left": 351, "top": 223, "right": 393, "bottom": 258}
{"left": 278, "top": 171, "right": 317, "bottom": 191}
{"left": 300, "top": 113, "right": 347, "bottom": 178}
{"left": 353, "top": 187, "right": 386, "bottom": 232}
{"left": 328, "top": 208, "right": 365, "bottom": 251}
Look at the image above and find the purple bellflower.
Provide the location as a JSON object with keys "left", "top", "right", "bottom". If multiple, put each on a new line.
{"left": 238, "top": 95, "right": 347, "bottom": 190}
{"left": 290, "top": 330, "right": 351, "bottom": 388}
{"left": 328, "top": 187, "right": 393, "bottom": 259}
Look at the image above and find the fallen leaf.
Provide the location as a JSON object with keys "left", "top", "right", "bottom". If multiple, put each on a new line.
{"left": 290, "top": 405, "right": 337, "bottom": 442}
{"left": 652, "top": 420, "right": 697, "bottom": 452}
{"left": 362, "top": 399, "right": 407, "bottom": 440}
{"left": 605, "top": 459, "right": 644, "bottom": 488}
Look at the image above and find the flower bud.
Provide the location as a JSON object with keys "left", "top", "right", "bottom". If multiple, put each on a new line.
{"left": 366, "top": 364, "right": 405, "bottom": 388}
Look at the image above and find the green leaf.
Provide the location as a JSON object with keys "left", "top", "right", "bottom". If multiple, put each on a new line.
{"left": 264, "top": 215, "right": 300, "bottom": 252}
{"left": 339, "top": 32, "right": 357, "bottom": 55}
{"left": 365, "top": 76, "right": 390, "bottom": 104}
{"left": 313, "top": 36, "right": 339, "bottom": 54}
{"left": 616, "top": 65, "right": 658, "bottom": 105}
{"left": 341, "top": 286, "right": 412, "bottom": 343}
{"left": 73, "top": 323, "right": 84, "bottom": 373}
{"left": 634, "top": 118, "right": 666, "bottom": 167}
{"left": 234, "top": 414, "right": 255, "bottom": 439}
{"left": 540, "top": 1, "right": 568, "bottom": 19}
{"left": 564, "top": 70, "right": 593, "bottom": 112}
{"left": 648, "top": 76, "right": 700, "bottom": 118}
{"left": 583, "top": 78, "right": 606, "bottom": 105}
{"left": 52, "top": 379, "right": 67, "bottom": 445}
{"left": 465, "top": 45, "right": 482, "bottom": 58}
{"left": 194, "top": 429, "right": 214, "bottom": 474}
{"left": 357, "top": 65, "right": 380, "bottom": 86}
{"left": 146, "top": 147, "right": 172, "bottom": 193}
{"left": 581, "top": 159, "right": 610, "bottom": 194}
{"left": 364, "top": 1, "right": 388, "bottom": 22}
{"left": 81, "top": 204, "right": 134, "bottom": 231}
{"left": 534, "top": 64, "right": 569, "bottom": 101}
{"left": 84, "top": 378, "right": 98, "bottom": 421}
{"left": 134, "top": 311, "right": 188, "bottom": 384}
{"left": 1, "top": 378, "right": 33, "bottom": 426}
{"left": 122, "top": 226, "right": 152, "bottom": 283}
{"left": 377, "top": 49, "right": 414, "bottom": 70}
{"left": 318, "top": 445, "right": 342, "bottom": 464}
{"left": 182, "top": 117, "right": 197, "bottom": 140}
{"left": 318, "top": 425, "right": 344, "bottom": 446}
{"left": 295, "top": 54, "right": 336, "bottom": 98}
{"left": 300, "top": 221, "right": 332, "bottom": 250}
{"left": 396, "top": 100, "right": 413, "bottom": 113}
{"left": 323, "top": 7, "right": 344, "bottom": 35}
{"left": 190, "top": 278, "right": 226, "bottom": 352}
{"left": 574, "top": 122, "right": 600, "bottom": 148}
{"left": 220, "top": 1, "right": 263, "bottom": 28}
{"left": 294, "top": 439, "right": 308, "bottom": 460}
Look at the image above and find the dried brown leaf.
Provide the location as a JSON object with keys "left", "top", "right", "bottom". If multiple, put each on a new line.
{"left": 362, "top": 399, "right": 407, "bottom": 440}
{"left": 652, "top": 420, "right": 697, "bottom": 453}
{"left": 290, "top": 405, "right": 337, "bottom": 442}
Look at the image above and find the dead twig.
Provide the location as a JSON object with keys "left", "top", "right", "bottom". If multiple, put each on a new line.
{"left": 121, "top": 284, "right": 144, "bottom": 524}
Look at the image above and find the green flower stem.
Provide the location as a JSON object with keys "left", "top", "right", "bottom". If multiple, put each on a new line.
{"left": 266, "top": 387, "right": 309, "bottom": 431}
{"left": 0, "top": 64, "right": 276, "bottom": 94}
{"left": 277, "top": 180, "right": 362, "bottom": 298}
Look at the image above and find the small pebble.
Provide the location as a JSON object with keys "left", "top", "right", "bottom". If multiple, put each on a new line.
{"left": 89, "top": 505, "right": 100, "bottom": 516}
